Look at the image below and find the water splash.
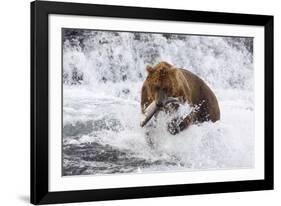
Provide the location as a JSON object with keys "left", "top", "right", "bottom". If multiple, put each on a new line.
{"left": 62, "top": 29, "right": 254, "bottom": 176}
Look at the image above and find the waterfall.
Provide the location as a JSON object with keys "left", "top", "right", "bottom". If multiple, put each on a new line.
{"left": 62, "top": 28, "right": 254, "bottom": 176}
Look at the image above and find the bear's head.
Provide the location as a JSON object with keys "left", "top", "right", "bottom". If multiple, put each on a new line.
{"left": 145, "top": 61, "right": 177, "bottom": 106}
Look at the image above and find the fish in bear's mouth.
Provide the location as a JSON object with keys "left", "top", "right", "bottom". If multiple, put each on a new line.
{"left": 140, "top": 96, "right": 183, "bottom": 127}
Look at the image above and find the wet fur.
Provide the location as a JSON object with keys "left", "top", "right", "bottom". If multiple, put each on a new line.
{"left": 141, "top": 61, "right": 220, "bottom": 134}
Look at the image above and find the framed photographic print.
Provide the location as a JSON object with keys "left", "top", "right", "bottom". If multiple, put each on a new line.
{"left": 30, "top": 0, "right": 274, "bottom": 204}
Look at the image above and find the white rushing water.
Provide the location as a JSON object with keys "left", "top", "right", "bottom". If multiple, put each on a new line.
{"left": 62, "top": 29, "right": 254, "bottom": 176}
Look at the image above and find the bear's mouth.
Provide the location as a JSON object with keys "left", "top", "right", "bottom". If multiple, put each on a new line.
{"left": 140, "top": 97, "right": 182, "bottom": 127}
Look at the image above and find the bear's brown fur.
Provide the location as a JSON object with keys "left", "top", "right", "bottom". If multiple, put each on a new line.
{"left": 141, "top": 61, "right": 220, "bottom": 134}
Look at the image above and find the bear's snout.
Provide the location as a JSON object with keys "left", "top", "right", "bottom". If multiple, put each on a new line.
{"left": 155, "top": 88, "right": 167, "bottom": 107}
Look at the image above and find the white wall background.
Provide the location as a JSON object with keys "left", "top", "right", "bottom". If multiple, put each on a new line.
{"left": 0, "top": 0, "right": 278, "bottom": 205}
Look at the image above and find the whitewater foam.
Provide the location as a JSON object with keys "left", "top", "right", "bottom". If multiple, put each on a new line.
{"left": 62, "top": 29, "right": 254, "bottom": 176}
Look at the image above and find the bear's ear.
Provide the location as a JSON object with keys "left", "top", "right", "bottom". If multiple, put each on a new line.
{"left": 146, "top": 65, "right": 154, "bottom": 73}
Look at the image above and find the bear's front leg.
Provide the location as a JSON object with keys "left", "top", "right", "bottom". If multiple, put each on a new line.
{"left": 167, "top": 110, "right": 197, "bottom": 135}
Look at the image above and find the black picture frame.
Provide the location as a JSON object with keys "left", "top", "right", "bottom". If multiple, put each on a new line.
{"left": 31, "top": 0, "right": 274, "bottom": 204}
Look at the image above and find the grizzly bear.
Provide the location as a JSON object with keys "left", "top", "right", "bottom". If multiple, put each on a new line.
{"left": 140, "top": 61, "right": 220, "bottom": 135}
